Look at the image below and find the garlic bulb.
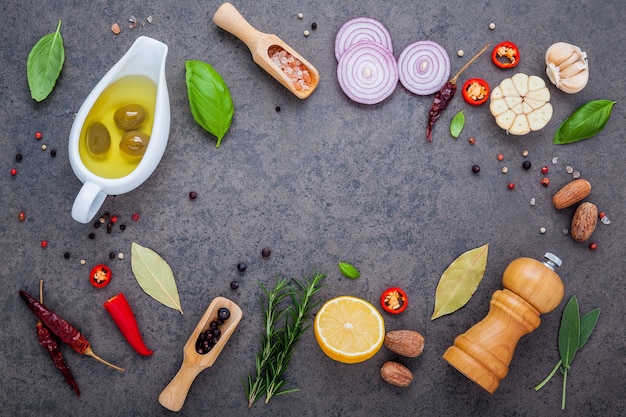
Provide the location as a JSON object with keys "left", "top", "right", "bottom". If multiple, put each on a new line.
{"left": 490, "top": 73, "right": 552, "bottom": 135}
{"left": 545, "top": 42, "right": 589, "bottom": 94}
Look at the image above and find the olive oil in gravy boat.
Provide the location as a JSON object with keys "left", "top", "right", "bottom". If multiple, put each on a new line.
{"left": 213, "top": 2, "right": 320, "bottom": 99}
{"left": 68, "top": 36, "right": 170, "bottom": 224}
{"left": 158, "top": 297, "right": 243, "bottom": 412}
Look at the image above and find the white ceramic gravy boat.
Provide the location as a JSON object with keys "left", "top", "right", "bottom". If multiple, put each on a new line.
{"left": 68, "top": 36, "right": 170, "bottom": 223}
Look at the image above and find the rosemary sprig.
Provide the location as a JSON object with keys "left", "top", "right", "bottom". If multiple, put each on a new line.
{"left": 245, "top": 271, "right": 326, "bottom": 408}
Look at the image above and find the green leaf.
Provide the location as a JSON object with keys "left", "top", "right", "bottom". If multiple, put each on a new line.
{"left": 185, "top": 60, "right": 234, "bottom": 147}
{"left": 338, "top": 262, "right": 360, "bottom": 279}
{"left": 558, "top": 295, "right": 580, "bottom": 367}
{"left": 431, "top": 243, "right": 489, "bottom": 319}
{"left": 449, "top": 111, "right": 465, "bottom": 138}
{"left": 27, "top": 20, "right": 65, "bottom": 102}
{"left": 578, "top": 308, "right": 600, "bottom": 350}
{"left": 553, "top": 100, "right": 615, "bottom": 144}
{"left": 131, "top": 242, "right": 183, "bottom": 314}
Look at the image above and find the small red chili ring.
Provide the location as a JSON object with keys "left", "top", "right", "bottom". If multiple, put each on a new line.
{"left": 90, "top": 264, "right": 112, "bottom": 288}
{"left": 380, "top": 287, "right": 408, "bottom": 314}
{"left": 491, "top": 41, "right": 520, "bottom": 69}
{"left": 462, "top": 78, "right": 490, "bottom": 106}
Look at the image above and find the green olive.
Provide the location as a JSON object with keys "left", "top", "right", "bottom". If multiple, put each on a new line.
{"left": 86, "top": 122, "right": 111, "bottom": 158}
{"left": 119, "top": 130, "right": 150, "bottom": 157}
{"left": 114, "top": 104, "right": 146, "bottom": 130}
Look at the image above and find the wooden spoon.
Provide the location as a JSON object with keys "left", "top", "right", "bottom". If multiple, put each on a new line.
{"left": 213, "top": 2, "right": 320, "bottom": 99}
{"left": 158, "top": 297, "right": 243, "bottom": 412}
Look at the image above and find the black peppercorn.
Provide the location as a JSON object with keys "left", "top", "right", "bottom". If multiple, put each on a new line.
{"left": 50, "top": 149, "right": 57, "bottom": 157}
{"left": 189, "top": 191, "right": 198, "bottom": 200}
{"left": 311, "top": 22, "right": 317, "bottom": 29}
{"left": 63, "top": 252, "right": 70, "bottom": 259}
{"left": 230, "top": 280, "right": 240, "bottom": 290}
{"left": 472, "top": 165, "right": 480, "bottom": 174}
{"left": 88, "top": 233, "right": 95, "bottom": 240}
{"left": 15, "top": 153, "right": 23, "bottom": 161}
{"left": 119, "top": 224, "right": 126, "bottom": 231}
{"left": 261, "top": 247, "right": 271, "bottom": 258}
{"left": 522, "top": 160, "right": 531, "bottom": 170}
{"left": 109, "top": 252, "right": 116, "bottom": 259}
{"left": 237, "top": 262, "right": 247, "bottom": 272}
{"left": 275, "top": 106, "right": 281, "bottom": 112}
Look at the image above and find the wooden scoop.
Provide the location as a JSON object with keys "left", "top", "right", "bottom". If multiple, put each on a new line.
{"left": 213, "top": 2, "right": 320, "bottom": 99}
{"left": 158, "top": 297, "right": 242, "bottom": 412}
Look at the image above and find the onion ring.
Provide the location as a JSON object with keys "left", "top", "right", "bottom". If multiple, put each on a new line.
{"left": 335, "top": 17, "right": 393, "bottom": 61}
{"left": 398, "top": 40, "right": 450, "bottom": 95}
{"left": 337, "top": 41, "right": 398, "bottom": 105}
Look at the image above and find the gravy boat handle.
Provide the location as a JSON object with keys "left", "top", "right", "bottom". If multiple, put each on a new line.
{"left": 71, "top": 181, "right": 108, "bottom": 224}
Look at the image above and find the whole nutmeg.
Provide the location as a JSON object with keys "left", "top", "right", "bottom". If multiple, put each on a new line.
{"left": 545, "top": 42, "right": 589, "bottom": 94}
{"left": 571, "top": 202, "right": 598, "bottom": 242}
{"left": 384, "top": 330, "right": 425, "bottom": 358}
{"left": 380, "top": 361, "right": 413, "bottom": 387}
{"left": 552, "top": 179, "right": 592, "bottom": 209}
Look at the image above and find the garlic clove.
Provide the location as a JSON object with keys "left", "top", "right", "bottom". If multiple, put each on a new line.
{"left": 495, "top": 109, "right": 516, "bottom": 131}
{"left": 545, "top": 42, "right": 589, "bottom": 94}
{"left": 511, "top": 73, "right": 529, "bottom": 96}
{"left": 490, "top": 97, "right": 509, "bottom": 116}
{"left": 509, "top": 114, "right": 531, "bottom": 135}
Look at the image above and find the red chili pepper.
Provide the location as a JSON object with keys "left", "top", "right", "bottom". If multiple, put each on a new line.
{"left": 462, "top": 78, "right": 490, "bottom": 106}
{"left": 492, "top": 41, "right": 519, "bottom": 69}
{"left": 104, "top": 293, "right": 153, "bottom": 356}
{"left": 19, "top": 290, "right": 124, "bottom": 371}
{"left": 36, "top": 281, "right": 80, "bottom": 396}
{"left": 427, "top": 44, "right": 490, "bottom": 142}
{"left": 90, "top": 264, "right": 112, "bottom": 288}
{"left": 380, "top": 287, "right": 408, "bottom": 314}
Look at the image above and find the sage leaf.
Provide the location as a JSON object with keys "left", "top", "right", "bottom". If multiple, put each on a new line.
{"left": 27, "top": 20, "right": 65, "bottom": 102}
{"left": 558, "top": 295, "right": 580, "bottom": 368}
{"left": 578, "top": 307, "right": 600, "bottom": 349}
{"left": 553, "top": 100, "right": 616, "bottom": 144}
{"left": 338, "top": 262, "right": 360, "bottom": 279}
{"left": 185, "top": 60, "right": 234, "bottom": 147}
{"left": 431, "top": 243, "right": 489, "bottom": 320}
{"left": 131, "top": 242, "right": 183, "bottom": 314}
{"left": 450, "top": 111, "right": 465, "bottom": 138}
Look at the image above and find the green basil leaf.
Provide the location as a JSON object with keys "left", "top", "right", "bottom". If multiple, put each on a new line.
{"left": 558, "top": 295, "right": 580, "bottom": 367}
{"left": 450, "top": 111, "right": 465, "bottom": 138}
{"left": 578, "top": 307, "right": 600, "bottom": 350}
{"left": 553, "top": 100, "right": 616, "bottom": 144}
{"left": 185, "top": 60, "right": 234, "bottom": 147}
{"left": 338, "top": 262, "right": 360, "bottom": 279}
{"left": 27, "top": 20, "right": 65, "bottom": 102}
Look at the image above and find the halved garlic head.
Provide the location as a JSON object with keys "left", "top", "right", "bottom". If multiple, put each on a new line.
{"left": 545, "top": 42, "right": 589, "bottom": 94}
{"left": 490, "top": 73, "right": 552, "bottom": 135}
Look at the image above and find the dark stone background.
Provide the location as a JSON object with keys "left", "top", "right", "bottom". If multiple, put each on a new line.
{"left": 1, "top": 0, "right": 624, "bottom": 416}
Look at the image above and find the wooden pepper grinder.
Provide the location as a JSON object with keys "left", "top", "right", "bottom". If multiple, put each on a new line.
{"left": 442, "top": 253, "right": 564, "bottom": 393}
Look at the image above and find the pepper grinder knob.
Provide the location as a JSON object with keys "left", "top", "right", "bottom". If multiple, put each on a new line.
{"left": 442, "top": 254, "right": 565, "bottom": 393}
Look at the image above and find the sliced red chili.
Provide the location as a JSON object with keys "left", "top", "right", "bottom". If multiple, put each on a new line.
{"left": 380, "top": 287, "right": 408, "bottom": 314}
{"left": 462, "top": 78, "right": 490, "bottom": 106}
{"left": 492, "top": 41, "right": 519, "bottom": 69}
{"left": 90, "top": 264, "right": 112, "bottom": 288}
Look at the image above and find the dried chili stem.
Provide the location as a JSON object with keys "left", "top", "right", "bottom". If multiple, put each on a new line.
{"left": 83, "top": 347, "right": 125, "bottom": 371}
{"left": 449, "top": 44, "right": 490, "bottom": 84}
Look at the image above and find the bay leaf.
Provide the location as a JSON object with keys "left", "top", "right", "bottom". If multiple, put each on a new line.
{"left": 558, "top": 295, "right": 580, "bottom": 367}
{"left": 431, "top": 243, "right": 488, "bottom": 320}
{"left": 131, "top": 242, "right": 183, "bottom": 314}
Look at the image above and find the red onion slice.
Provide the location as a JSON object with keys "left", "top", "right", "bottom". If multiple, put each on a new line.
{"left": 398, "top": 41, "right": 450, "bottom": 95}
{"left": 337, "top": 41, "right": 399, "bottom": 105}
{"left": 335, "top": 17, "right": 393, "bottom": 61}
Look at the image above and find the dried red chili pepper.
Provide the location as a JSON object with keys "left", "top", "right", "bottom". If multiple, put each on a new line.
{"left": 462, "top": 78, "right": 490, "bottom": 106}
{"left": 492, "top": 41, "right": 519, "bottom": 69}
{"left": 104, "top": 293, "right": 153, "bottom": 356}
{"left": 36, "top": 281, "right": 80, "bottom": 396}
{"left": 426, "top": 44, "right": 490, "bottom": 142}
{"left": 19, "top": 290, "right": 124, "bottom": 371}
{"left": 381, "top": 287, "right": 408, "bottom": 314}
